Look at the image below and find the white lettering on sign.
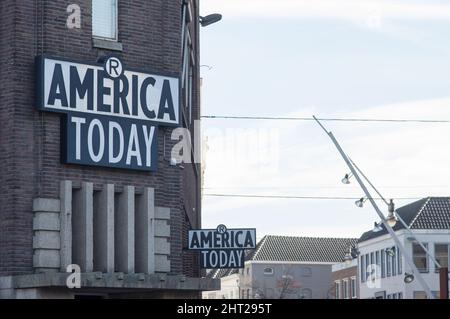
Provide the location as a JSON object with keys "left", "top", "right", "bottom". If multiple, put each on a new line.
{"left": 188, "top": 229, "right": 256, "bottom": 250}
{"left": 200, "top": 250, "right": 245, "bottom": 268}
{"left": 39, "top": 57, "right": 179, "bottom": 126}
{"left": 69, "top": 115, "right": 156, "bottom": 169}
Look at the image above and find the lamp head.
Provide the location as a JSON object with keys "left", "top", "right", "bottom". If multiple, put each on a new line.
{"left": 355, "top": 197, "right": 366, "bottom": 208}
{"left": 404, "top": 273, "right": 414, "bottom": 284}
{"left": 386, "top": 211, "right": 397, "bottom": 228}
{"left": 200, "top": 14, "right": 222, "bottom": 27}
{"left": 341, "top": 173, "right": 352, "bottom": 184}
{"left": 343, "top": 252, "right": 353, "bottom": 265}
{"left": 386, "top": 246, "right": 396, "bottom": 257}
{"left": 372, "top": 222, "right": 383, "bottom": 232}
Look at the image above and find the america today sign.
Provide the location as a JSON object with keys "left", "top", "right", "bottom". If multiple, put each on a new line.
{"left": 188, "top": 225, "right": 256, "bottom": 269}
{"left": 36, "top": 55, "right": 180, "bottom": 171}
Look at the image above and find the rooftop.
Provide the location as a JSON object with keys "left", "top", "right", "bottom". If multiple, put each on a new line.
{"left": 207, "top": 235, "right": 358, "bottom": 279}
{"left": 359, "top": 197, "right": 450, "bottom": 243}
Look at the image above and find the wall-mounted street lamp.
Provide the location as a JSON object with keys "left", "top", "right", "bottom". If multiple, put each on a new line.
{"left": 385, "top": 246, "right": 396, "bottom": 257}
{"left": 200, "top": 14, "right": 222, "bottom": 27}
{"left": 404, "top": 273, "right": 415, "bottom": 284}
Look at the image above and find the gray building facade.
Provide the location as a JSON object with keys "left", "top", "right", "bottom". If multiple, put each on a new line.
{"left": 206, "top": 236, "right": 358, "bottom": 299}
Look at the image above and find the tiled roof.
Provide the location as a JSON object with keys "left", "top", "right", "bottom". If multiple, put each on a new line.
{"left": 248, "top": 235, "right": 358, "bottom": 263}
{"left": 207, "top": 235, "right": 357, "bottom": 279}
{"left": 206, "top": 268, "right": 238, "bottom": 279}
{"left": 359, "top": 197, "right": 450, "bottom": 243}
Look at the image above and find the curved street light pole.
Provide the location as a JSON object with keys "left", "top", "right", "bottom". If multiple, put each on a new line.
{"left": 313, "top": 116, "right": 434, "bottom": 299}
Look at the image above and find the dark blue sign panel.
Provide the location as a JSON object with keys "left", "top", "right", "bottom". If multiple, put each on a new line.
{"left": 200, "top": 249, "right": 245, "bottom": 269}
{"left": 188, "top": 225, "right": 256, "bottom": 269}
{"left": 36, "top": 55, "right": 180, "bottom": 172}
{"left": 61, "top": 112, "right": 158, "bottom": 171}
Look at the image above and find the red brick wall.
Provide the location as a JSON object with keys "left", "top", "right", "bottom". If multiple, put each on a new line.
{"left": 0, "top": 0, "right": 201, "bottom": 277}
{"left": 331, "top": 266, "right": 358, "bottom": 299}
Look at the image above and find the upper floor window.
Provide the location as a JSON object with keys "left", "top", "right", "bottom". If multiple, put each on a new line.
{"left": 301, "top": 267, "right": 312, "bottom": 277}
{"left": 360, "top": 255, "right": 366, "bottom": 283}
{"left": 181, "top": 1, "right": 194, "bottom": 126}
{"left": 413, "top": 243, "right": 429, "bottom": 273}
{"left": 92, "top": 0, "right": 118, "bottom": 40}
{"left": 434, "top": 243, "right": 449, "bottom": 272}
{"left": 263, "top": 267, "right": 274, "bottom": 276}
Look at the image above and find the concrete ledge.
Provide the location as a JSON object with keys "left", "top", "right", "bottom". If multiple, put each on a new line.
{"left": 155, "top": 207, "right": 170, "bottom": 220}
{"left": 33, "top": 250, "right": 60, "bottom": 269}
{"left": 33, "top": 198, "right": 60, "bottom": 213}
{"left": 93, "top": 38, "right": 123, "bottom": 51}
{"left": 155, "top": 255, "right": 171, "bottom": 273}
{"left": 33, "top": 231, "right": 60, "bottom": 250}
{"left": 155, "top": 238, "right": 170, "bottom": 255}
{"left": 33, "top": 212, "right": 60, "bottom": 231}
{"left": 6, "top": 273, "right": 220, "bottom": 291}
{"left": 154, "top": 220, "right": 170, "bottom": 237}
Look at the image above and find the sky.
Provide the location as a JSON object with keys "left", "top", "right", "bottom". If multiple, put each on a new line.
{"left": 198, "top": 0, "right": 450, "bottom": 240}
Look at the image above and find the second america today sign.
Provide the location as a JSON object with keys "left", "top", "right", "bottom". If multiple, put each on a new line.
{"left": 188, "top": 225, "right": 256, "bottom": 268}
{"left": 36, "top": 55, "right": 180, "bottom": 171}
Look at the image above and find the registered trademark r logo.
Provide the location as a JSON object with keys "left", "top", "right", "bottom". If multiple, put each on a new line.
{"left": 104, "top": 56, "right": 123, "bottom": 78}
{"left": 217, "top": 224, "right": 227, "bottom": 234}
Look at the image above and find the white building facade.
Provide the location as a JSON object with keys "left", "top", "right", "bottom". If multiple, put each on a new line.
{"left": 357, "top": 197, "right": 450, "bottom": 299}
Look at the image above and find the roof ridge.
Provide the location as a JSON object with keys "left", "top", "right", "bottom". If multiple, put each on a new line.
{"left": 409, "top": 197, "right": 431, "bottom": 228}
{"left": 263, "top": 235, "right": 358, "bottom": 240}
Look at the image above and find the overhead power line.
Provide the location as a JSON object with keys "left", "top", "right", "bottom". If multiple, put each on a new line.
{"left": 201, "top": 115, "right": 450, "bottom": 123}
{"left": 203, "top": 193, "right": 421, "bottom": 200}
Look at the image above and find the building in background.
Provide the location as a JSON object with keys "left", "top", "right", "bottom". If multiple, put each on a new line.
{"left": 205, "top": 235, "right": 358, "bottom": 299}
{"left": 0, "top": 0, "right": 218, "bottom": 299}
{"left": 331, "top": 259, "right": 358, "bottom": 299}
{"left": 357, "top": 197, "right": 450, "bottom": 299}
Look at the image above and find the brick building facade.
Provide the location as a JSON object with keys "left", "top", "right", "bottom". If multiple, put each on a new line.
{"left": 0, "top": 0, "right": 218, "bottom": 298}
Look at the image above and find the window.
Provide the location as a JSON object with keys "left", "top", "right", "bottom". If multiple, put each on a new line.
{"left": 301, "top": 267, "right": 312, "bottom": 277}
{"left": 392, "top": 248, "right": 397, "bottom": 276}
{"left": 381, "top": 249, "right": 386, "bottom": 278}
{"left": 301, "top": 288, "right": 312, "bottom": 299}
{"left": 246, "top": 289, "right": 250, "bottom": 299}
{"left": 360, "top": 255, "right": 366, "bottom": 283}
{"left": 375, "top": 251, "right": 380, "bottom": 278}
{"left": 335, "top": 281, "right": 341, "bottom": 299}
{"left": 343, "top": 280, "right": 349, "bottom": 299}
{"left": 365, "top": 254, "right": 370, "bottom": 281}
{"left": 92, "top": 0, "right": 118, "bottom": 40}
{"left": 434, "top": 244, "right": 449, "bottom": 272}
{"left": 351, "top": 277, "right": 357, "bottom": 298}
{"left": 246, "top": 267, "right": 250, "bottom": 275}
{"left": 413, "top": 243, "right": 429, "bottom": 272}
{"left": 263, "top": 267, "right": 274, "bottom": 275}
{"left": 397, "top": 247, "right": 402, "bottom": 275}
{"left": 181, "top": 2, "right": 194, "bottom": 127}
{"left": 413, "top": 291, "right": 427, "bottom": 299}
{"left": 370, "top": 252, "right": 374, "bottom": 269}
{"left": 386, "top": 250, "right": 392, "bottom": 277}
{"left": 398, "top": 292, "right": 403, "bottom": 299}
{"left": 229, "top": 291, "right": 233, "bottom": 299}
